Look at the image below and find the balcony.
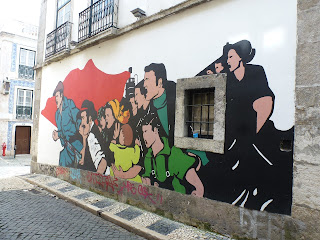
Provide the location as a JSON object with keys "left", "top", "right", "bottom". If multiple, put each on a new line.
{"left": 16, "top": 106, "right": 32, "bottom": 120}
{"left": 45, "top": 21, "right": 72, "bottom": 58}
{"left": 18, "top": 65, "right": 34, "bottom": 80}
{"left": 78, "top": 0, "right": 118, "bottom": 42}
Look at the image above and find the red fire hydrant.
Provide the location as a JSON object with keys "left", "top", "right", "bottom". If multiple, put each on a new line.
{"left": 2, "top": 142, "right": 6, "bottom": 156}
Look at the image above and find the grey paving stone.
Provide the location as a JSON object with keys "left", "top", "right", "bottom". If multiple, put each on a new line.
{"left": 115, "top": 207, "right": 144, "bottom": 221}
{"left": 26, "top": 175, "right": 38, "bottom": 178}
{"left": 91, "top": 199, "right": 115, "bottom": 209}
{"left": 47, "top": 181, "right": 63, "bottom": 187}
{"left": 57, "top": 185, "right": 76, "bottom": 193}
{"left": 73, "top": 192, "right": 95, "bottom": 200}
{"left": 147, "top": 218, "right": 181, "bottom": 235}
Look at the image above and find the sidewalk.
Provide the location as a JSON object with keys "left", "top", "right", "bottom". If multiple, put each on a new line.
{"left": 20, "top": 173, "right": 234, "bottom": 240}
{"left": 0, "top": 154, "right": 31, "bottom": 179}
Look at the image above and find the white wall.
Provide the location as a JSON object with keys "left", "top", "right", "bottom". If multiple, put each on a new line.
{"left": 38, "top": 0, "right": 297, "bottom": 164}
{"left": 117, "top": 0, "right": 186, "bottom": 28}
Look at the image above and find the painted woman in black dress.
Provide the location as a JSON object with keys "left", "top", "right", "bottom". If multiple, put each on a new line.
{"left": 197, "top": 40, "right": 293, "bottom": 214}
{"left": 221, "top": 40, "right": 292, "bottom": 213}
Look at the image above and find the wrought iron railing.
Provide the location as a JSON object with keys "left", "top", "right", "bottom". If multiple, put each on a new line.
{"left": 16, "top": 106, "right": 32, "bottom": 120}
{"left": 18, "top": 65, "right": 34, "bottom": 80}
{"left": 78, "top": 0, "right": 118, "bottom": 42}
{"left": 45, "top": 21, "right": 72, "bottom": 58}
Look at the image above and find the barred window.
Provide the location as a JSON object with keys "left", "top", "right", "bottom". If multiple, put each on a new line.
{"left": 19, "top": 49, "right": 35, "bottom": 80}
{"left": 175, "top": 74, "right": 226, "bottom": 154}
{"left": 16, "top": 89, "right": 33, "bottom": 120}
{"left": 186, "top": 88, "right": 214, "bottom": 139}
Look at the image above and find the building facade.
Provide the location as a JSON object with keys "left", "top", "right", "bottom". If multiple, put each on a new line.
{"left": 32, "top": 0, "right": 320, "bottom": 239}
{"left": 0, "top": 20, "right": 37, "bottom": 156}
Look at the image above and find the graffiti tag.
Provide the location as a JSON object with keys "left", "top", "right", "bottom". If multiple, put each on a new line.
{"left": 56, "top": 166, "right": 69, "bottom": 176}
{"left": 70, "top": 168, "right": 81, "bottom": 184}
{"left": 86, "top": 172, "right": 118, "bottom": 192}
{"left": 117, "top": 180, "right": 163, "bottom": 205}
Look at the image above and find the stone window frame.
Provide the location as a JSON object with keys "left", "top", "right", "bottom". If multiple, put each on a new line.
{"left": 174, "top": 74, "right": 226, "bottom": 154}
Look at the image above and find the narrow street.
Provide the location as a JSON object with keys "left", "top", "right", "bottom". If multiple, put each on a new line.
{"left": 0, "top": 155, "right": 145, "bottom": 240}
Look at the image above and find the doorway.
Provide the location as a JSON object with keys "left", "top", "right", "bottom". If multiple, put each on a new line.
{"left": 15, "top": 126, "right": 31, "bottom": 154}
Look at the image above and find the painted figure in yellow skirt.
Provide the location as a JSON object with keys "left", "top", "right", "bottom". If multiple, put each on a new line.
{"left": 109, "top": 123, "right": 142, "bottom": 183}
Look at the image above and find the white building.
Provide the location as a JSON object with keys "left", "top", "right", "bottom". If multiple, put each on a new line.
{"left": 32, "top": 0, "right": 320, "bottom": 239}
{"left": 0, "top": 20, "right": 38, "bottom": 156}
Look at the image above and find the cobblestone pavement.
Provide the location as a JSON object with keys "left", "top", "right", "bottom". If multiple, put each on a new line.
{"left": 0, "top": 155, "right": 234, "bottom": 239}
{"left": 0, "top": 154, "right": 31, "bottom": 179}
{"left": 21, "top": 174, "right": 235, "bottom": 240}
{"left": 0, "top": 177, "right": 146, "bottom": 239}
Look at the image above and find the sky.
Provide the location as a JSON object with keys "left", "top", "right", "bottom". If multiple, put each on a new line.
{"left": 0, "top": 0, "right": 41, "bottom": 25}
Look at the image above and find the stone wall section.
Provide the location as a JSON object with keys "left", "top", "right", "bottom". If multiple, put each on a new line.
{"left": 31, "top": 0, "right": 47, "bottom": 162}
{"left": 292, "top": 0, "right": 320, "bottom": 238}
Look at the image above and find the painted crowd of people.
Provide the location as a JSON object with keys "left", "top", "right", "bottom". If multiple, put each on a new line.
{"left": 50, "top": 40, "right": 294, "bottom": 214}
{"left": 52, "top": 63, "right": 205, "bottom": 198}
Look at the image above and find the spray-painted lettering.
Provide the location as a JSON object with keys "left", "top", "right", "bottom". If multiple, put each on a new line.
{"left": 56, "top": 166, "right": 68, "bottom": 177}
{"left": 70, "top": 168, "right": 81, "bottom": 184}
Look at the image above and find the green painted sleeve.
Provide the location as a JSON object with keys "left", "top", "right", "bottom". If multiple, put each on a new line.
{"left": 142, "top": 155, "right": 152, "bottom": 177}
{"left": 172, "top": 176, "right": 186, "bottom": 194}
{"left": 155, "top": 155, "right": 167, "bottom": 182}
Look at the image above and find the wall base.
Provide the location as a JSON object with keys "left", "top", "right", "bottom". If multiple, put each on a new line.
{"left": 30, "top": 161, "right": 317, "bottom": 240}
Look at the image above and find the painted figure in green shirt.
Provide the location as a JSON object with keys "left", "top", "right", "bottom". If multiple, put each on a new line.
{"left": 140, "top": 115, "right": 204, "bottom": 197}
{"left": 143, "top": 63, "right": 176, "bottom": 147}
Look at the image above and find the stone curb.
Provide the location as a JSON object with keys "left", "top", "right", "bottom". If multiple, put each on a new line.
{"left": 20, "top": 175, "right": 168, "bottom": 240}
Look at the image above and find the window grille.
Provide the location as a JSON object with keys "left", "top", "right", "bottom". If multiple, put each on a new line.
{"left": 16, "top": 89, "right": 33, "bottom": 120}
{"left": 18, "top": 49, "right": 35, "bottom": 80}
{"left": 186, "top": 88, "right": 215, "bottom": 139}
{"left": 45, "top": 21, "right": 72, "bottom": 58}
{"left": 78, "top": 0, "right": 118, "bottom": 42}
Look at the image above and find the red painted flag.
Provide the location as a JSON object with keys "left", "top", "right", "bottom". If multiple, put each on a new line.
{"left": 41, "top": 59, "right": 130, "bottom": 127}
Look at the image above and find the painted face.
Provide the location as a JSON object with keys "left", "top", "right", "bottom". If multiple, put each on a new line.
{"left": 227, "top": 49, "right": 242, "bottom": 72}
{"left": 99, "top": 116, "right": 106, "bottom": 130}
{"left": 129, "top": 97, "right": 138, "bottom": 116}
{"left": 134, "top": 88, "right": 144, "bottom": 109}
{"left": 142, "top": 124, "right": 157, "bottom": 149}
{"left": 144, "top": 71, "right": 161, "bottom": 101}
{"left": 119, "top": 129, "right": 125, "bottom": 146}
{"left": 80, "top": 111, "right": 90, "bottom": 136}
{"left": 206, "top": 70, "right": 214, "bottom": 75}
{"left": 55, "top": 92, "right": 63, "bottom": 109}
{"left": 105, "top": 107, "right": 115, "bottom": 129}
{"left": 215, "top": 63, "right": 224, "bottom": 73}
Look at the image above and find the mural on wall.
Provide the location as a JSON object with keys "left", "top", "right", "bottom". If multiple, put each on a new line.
{"left": 41, "top": 40, "right": 294, "bottom": 215}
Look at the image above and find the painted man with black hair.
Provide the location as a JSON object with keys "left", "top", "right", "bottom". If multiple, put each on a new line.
{"left": 135, "top": 80, "right": 150, "bottom": 117}
{"left": 52, "top": 81, "right": 82, "bottom": 167}
{"left": 78, "top": 100, "right": 109, "bottom": 175}
{"left": 141, "top": 114, "right": 204, "bottom": 197}
{"left": 143, "top": 63, "right": 176, "bottom": 147}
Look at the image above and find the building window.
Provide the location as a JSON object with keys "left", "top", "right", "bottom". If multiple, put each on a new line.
{"left": 18, "top": 49, "right": 35, "bottom": 80}
{"left": 175, "top": 74, "right": 227, "bottom": 154}
{"left": 16, "top": 89, "right": 33, "bottom": 120}
{"left": 57, "top": 0, "right": 71, "bottom": 27}
{"left": 78, "top": 0, "right": 118, "bottom": 42}
{"left": 186, "top": 88, "right": 214, "bottom": 139}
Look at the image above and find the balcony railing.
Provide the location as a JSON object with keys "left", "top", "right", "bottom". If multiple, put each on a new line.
{"left": 45, "top": 21, "right": 72, "bottom": 58}
{"left": 18, "top": 65, "right": 34, "bottom": 80}
{"left": 16, "top": 106, "right": 32, "bottom": 120}
{"left": 78, "top": 0, "right": 118, "bottom": 42}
